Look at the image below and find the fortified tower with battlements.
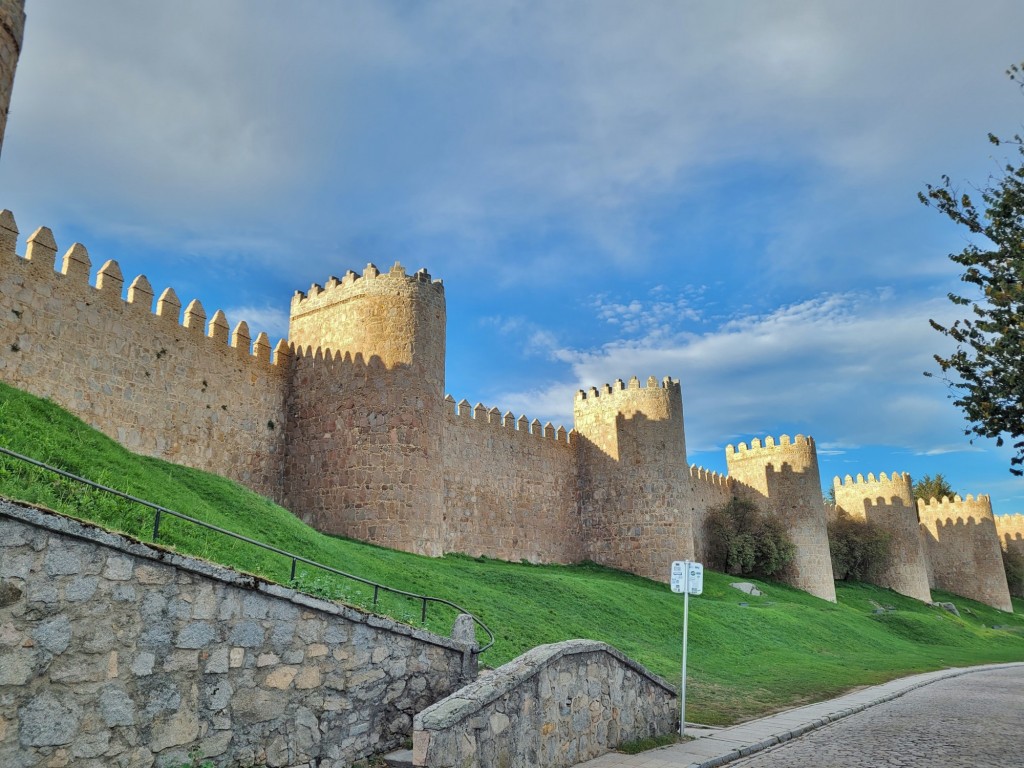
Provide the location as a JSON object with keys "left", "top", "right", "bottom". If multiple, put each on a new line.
{"left": 726, "top": 435, "right": 836, "bottom": 601}
{"left": 918, "top": 495, "right": 1012, "bottom": 612}
{"left": 574, "top": 376, "right": 692, "bottom": 581}
{"left": 0, "top": 0, "right": 24, "bottom": 159}
{"left": 995, "top": 513, "right": 1024, "bottom": 558}
{"left": 284, "top": 263, "right": 447, "bottom": 557}
{"left": 833, "top": 472, "right": 931, "bottom": 603}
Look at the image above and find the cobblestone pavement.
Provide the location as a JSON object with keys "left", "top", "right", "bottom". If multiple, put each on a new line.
{"left": 728, "top": 667, "right": 1024, "bottom": 768}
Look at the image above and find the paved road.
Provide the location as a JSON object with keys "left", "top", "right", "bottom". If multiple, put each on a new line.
{"left": 728, "top": 667, "right": 1024, "bottom": 768}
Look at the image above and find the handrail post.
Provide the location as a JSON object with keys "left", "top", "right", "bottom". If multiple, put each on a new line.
{"left": 421, "top": 599, "right": 427, "bottom": 625}
{"left": 290, "top": 558, "right": 297, "bottom": 582}
{"left": 152, "top": 508, "right": 161, "bottom": 541}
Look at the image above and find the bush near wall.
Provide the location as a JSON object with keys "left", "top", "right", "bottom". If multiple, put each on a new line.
{"left": 703, "top": 498, "right": 795, "bottom": 577}
{"left": 828, "top": 512, "right": 893, "bottom": 582}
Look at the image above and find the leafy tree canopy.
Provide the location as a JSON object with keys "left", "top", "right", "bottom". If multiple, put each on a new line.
{"left": 919, "top": 62, "right": 1024, "bottom": 475}
{"left": 912, "top": 473, "right": 955, "bottom": 502}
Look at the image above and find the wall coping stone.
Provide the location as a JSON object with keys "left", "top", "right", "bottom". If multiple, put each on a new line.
{"left": 0, "top": 497, "right": 472, "bottom": 655}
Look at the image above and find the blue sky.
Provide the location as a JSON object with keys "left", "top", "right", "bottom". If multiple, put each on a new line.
{"left": 3, "top": 1, "right": 1024, "bottom": 512}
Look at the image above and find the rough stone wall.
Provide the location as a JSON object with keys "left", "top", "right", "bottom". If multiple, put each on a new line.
{"left": 0, "top": 213, "right": 289, "bottom": 500}
{"left": 413, "top": 640, "right": 677, "bottom": 768}
{"left": 918, "top": 495, "right": 1013, "bottom": 612}
{"left": 833, "top": 472, "right": 932, "bottom": 603}
{"left": 574, "top": 376, "right": 693, "bottom": 582}
{"left": 688, "top": 466, "right": 734, "bottom": 564}
{"left": 995, "top": 513, "right": 1024, "bottom": 557}
{"left": 441, "top": 397, "right": 582, "bottom": 564}
{"left": 726, "top": 435, "right": 836, "bottom": 602}
{"left": 0, "top": 500, "right": 474, "bottom": 768}
{"left": 0, "top": 0, "right": 24, "bottom": 159}
{"left": 285, "top": 264, "right": 447, "bottom": 556}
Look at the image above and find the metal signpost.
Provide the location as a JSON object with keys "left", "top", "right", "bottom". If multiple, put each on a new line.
{"left": 671, "top": 560, "right": 703, "bottom": 738}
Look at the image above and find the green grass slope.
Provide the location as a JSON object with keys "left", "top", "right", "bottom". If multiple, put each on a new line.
{"left": 1, "top": 381, "right": 1023, "bottom": 725}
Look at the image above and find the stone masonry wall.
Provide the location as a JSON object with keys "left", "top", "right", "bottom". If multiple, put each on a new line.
{"left": 0, "top": 500, "right": 474, "bottom": 768}
{"left": 995, "top": 513, "right": 1024, "bottom": 557}
{"left": 413, "top": 640, "right": 677, "bottom": 768}
{"left": 0, "top": 213, "right": 289, "bottom": 501}
{"left": 285, "top": 264, "right": 447, "bottom": 557}
{"left": 726, "top": 435, "right": 836, "bottom": 602}
{"left": 574, "top": 377, "right": 693, "bottom": 582}
{"left": 0, "top": 0, "right": 23, "bottom": 159}
{"left": 441, "top": 397, "right": 582, "bottom": 564}
{"left": 688, "top": 466, "right": 734, "bottom": 565}
{"left": 918, "top": 495, "right": 1013, "bottom": 612}
{"left": 833, "top": 472, "right": 932, "bottom": 603}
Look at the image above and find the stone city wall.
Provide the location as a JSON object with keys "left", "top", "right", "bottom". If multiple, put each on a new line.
{"left": 413, "top": 640, "right": 677, "bottom": 768}
{"left": 688, "top": 466, "right": 734, "bottom": 564}
{"left": 441, "top": 397, "right": 582, "bottom": 564}
{"left": 0, "top": 499, "right": 474, "bottom": 768}
{"left": 833, "top": 472, "right": 932, "bottom": 603}
{"left": 0, "top": 0, "right": 23, "bottom": 159}
{"left": 726, "top": 435, "right": 837, "bottom": 602}
{"left": 574, "top": 377, "right": 694, "bottom": 582}
{"left": 995, "top": 513, "right": 1024, "bottom": 557}
{"left": 0, "top": 213, "right": 289, "bottom": 501}
{"left": 918, "top": 495, "right": 1013, "bottom": 612}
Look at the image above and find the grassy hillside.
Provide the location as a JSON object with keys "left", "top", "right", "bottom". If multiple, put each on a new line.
{"left": 1, "top": 381, "right": 1023, "bottom": 725}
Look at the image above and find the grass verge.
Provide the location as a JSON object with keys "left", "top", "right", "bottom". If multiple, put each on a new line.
{"left": 2, "top": 381, "right": 1023, "bottom": 725}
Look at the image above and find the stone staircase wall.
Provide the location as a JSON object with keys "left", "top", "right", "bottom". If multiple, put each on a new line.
{"left": 0, "top": 500, "right": 475, "bottom": 768}
{"left": 413, "top": 640, "right": 677, "bottom": 768}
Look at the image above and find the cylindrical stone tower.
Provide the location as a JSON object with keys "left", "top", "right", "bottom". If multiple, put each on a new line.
{"left": 574, "top": 375, "right": 692, "bottom": 582}
{"left": 284, "top": 263, "right": 446, "bottom": 556}
{"left": 0, "top": 0, "right": 26, "bottom": 159}
{"left": 725, "top": 434, "right": 836, "bottom": 602}
{"left": 833, "top": 471, "right": 932, "bottom": 602}
{"left": 918, "top": 494, "right": 1012, "bottom": 612}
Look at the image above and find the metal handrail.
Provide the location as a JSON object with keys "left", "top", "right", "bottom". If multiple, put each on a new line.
{"left": 0, "top": 445, "right": 494, "bottom": 653}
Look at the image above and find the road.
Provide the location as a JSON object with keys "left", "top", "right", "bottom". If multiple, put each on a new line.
{"left": 728, "top": 666, "right": 1024, "bottom": 768}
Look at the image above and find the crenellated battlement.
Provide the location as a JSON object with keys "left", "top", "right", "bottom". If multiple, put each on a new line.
{"left": 689, "top": 465, "right": 732, "bottom": 491}
{"left": 834, "top": 471, "right": 911, "bottom": 487}
{"left": 917, "top": 493, "right": 991, "bottom": 507}
{"left": 917, "top": 493, "right": 994, "bottom": 524}
{"left": 574, "top": 375, "right": 679, "bottom": 406}
{"left": 0, "top": 211, "right": 291, "bottom": 369}
{"left": 290, "top": 261, "right": 444, "bottom": 315}
{"left": 444, "top": 394, "right": 573, "bottom": 445}
{"left": 725, "top": 433, "right": 815, "bottom": 458}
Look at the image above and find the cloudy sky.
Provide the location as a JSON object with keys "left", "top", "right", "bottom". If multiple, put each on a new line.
{"left": 3, "top": 1, "right": 1024, "bottom": 512}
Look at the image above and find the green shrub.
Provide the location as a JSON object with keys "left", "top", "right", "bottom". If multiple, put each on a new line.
{"left": 704, "top": 498, "right": 795, "bottom": 577}
{"left": 828, "top": 512, "right": 892, "bottom": 582}
{"left": 1004, "top": 548, "right": 1024, "bottom": 598}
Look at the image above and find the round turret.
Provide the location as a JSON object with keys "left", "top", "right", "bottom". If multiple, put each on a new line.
{"left": 574, "top": 375, "right": 692, "bottom": 581}
{"left": 917, "top": 494, "right": 1012, "bottom": 612}
{"left": 726, "top": 434, "right": 836, "bottom": 601}
{"left": 284, "top": 263, "right": 447, "bottom": 556}
{"left": 0, "top": 0, "right": 26, "bottom": 159}
{"left": 833, "top": 471, "right": 931, "bottom": 602}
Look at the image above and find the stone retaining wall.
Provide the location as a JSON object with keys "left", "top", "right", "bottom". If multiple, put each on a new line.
{"left": 413, "top": 640, "right": 677, "bottom": 768}
{"left": 0, "top": 500, "right": 475, "bottom": 768}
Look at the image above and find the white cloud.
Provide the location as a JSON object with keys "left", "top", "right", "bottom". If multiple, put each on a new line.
{"left": 495, "top": 287, "right": 973, "bottom": 455}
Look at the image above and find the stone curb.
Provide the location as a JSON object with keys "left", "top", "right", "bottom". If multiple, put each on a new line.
{"left": 683, "top": 662, "right": 1024, "bottom": 768}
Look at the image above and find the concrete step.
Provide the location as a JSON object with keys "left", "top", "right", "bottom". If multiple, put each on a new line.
{"left": 382, "top": 748, "right": 414, "bottom": 767}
